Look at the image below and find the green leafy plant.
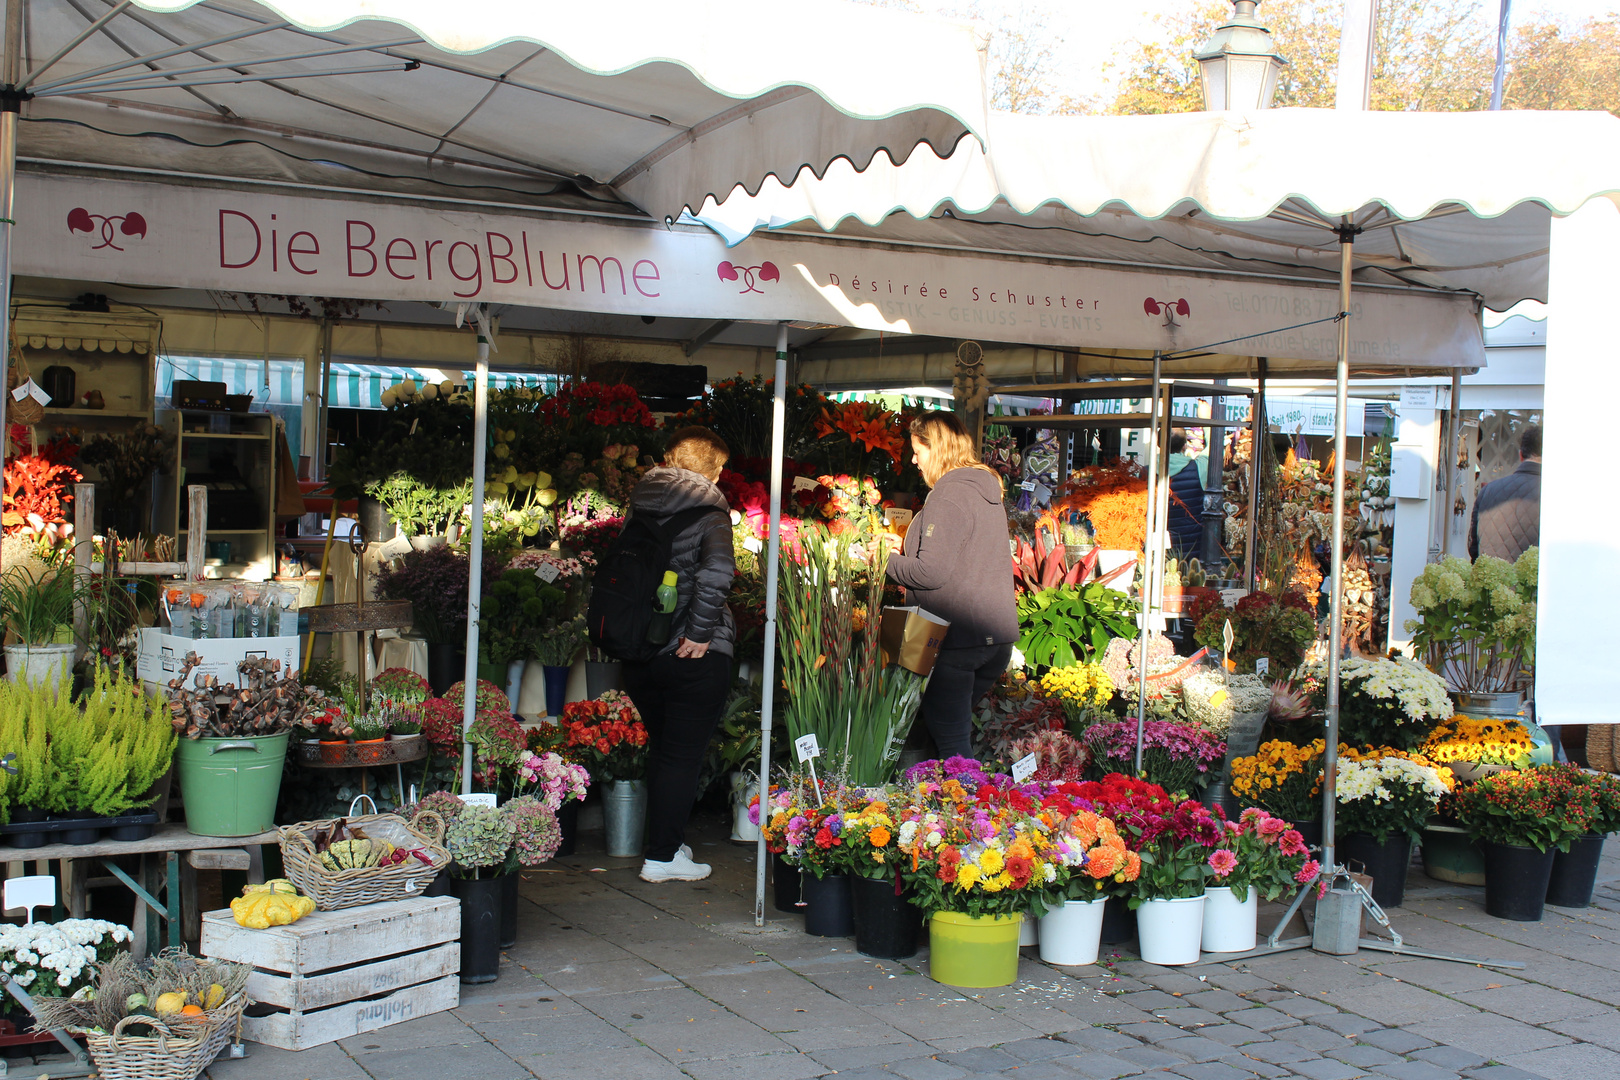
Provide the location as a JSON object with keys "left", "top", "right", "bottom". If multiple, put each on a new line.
{"left": 1016, "top": 583, "right": 1140, "bottom": 673}
{"left": 366, "top": 473, "right": 471, "bottom": 537}
{"left": 1193, "top": 590, "right": 1316, "bottom": 676}
{"left": 1449, "top": 764, "right": 1598, "bottom": 852}
{"left": 1405, "top": 549, "right": 1538, "bottom": 692}
{"left": 0, "top": 561, "right": 77, "bottom": 645}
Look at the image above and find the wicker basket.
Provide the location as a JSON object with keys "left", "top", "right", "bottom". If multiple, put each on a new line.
{"left": 279, "top": 811, "right": 450, "bottom": 909}
{"left": 1588, "top": 724, "right": 1616, "bottom": 774}
{"left": 83, "top": 1002, "right": 242, "bottom": 1080}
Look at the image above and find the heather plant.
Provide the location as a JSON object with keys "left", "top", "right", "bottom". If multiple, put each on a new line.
{"left": 1083, "top": 719, "right": 1225, "bottom": 795}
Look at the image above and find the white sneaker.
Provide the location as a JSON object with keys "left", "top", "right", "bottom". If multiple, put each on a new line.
{"left": 641, "top": 849, "right": 711, "bottom": 882}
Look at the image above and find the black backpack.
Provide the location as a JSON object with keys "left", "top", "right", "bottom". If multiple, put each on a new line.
{"left": 586, "top": 506, "right": 723, "bottom": 663}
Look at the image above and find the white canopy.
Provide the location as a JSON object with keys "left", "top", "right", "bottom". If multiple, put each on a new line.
{"left": 18, "top": 0, "right": 991, "bottom": 220}
{"left": 693, "top": 107, "right": 1620, "bottom": 312}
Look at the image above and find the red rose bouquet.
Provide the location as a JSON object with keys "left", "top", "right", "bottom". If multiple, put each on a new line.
{"left": 561, "top": 690, "right": 649, "bottom": 782}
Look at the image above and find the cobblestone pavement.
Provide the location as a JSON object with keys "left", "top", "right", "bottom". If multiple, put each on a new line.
{"left": 206, "top": 808, "right": 1620, "bottom": 1080}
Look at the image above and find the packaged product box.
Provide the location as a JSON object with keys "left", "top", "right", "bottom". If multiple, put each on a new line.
{"left": 137, "top": 628, "right": 301, "bottom": 690}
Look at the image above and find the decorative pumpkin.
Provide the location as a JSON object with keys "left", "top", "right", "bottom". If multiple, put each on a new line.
{"left": 243, "top": 878, "right": 300, "bottom": 896}
{"left": 231, "top": 890, "right": 316, "bottom": 929}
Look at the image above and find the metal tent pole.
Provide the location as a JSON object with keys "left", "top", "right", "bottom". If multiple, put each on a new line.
{"left": 1134, "top": 352, "right": 1163, "bottom": 775}
{"left": 461, "top": 310, "right": 492, "bottom": 795}
{"left": 0, "top": 0, "right": 21, "bottom": 586}
{"left": 754, "top": 323, "right": 788, "bottom": 925}
{"left": 1442, "top": 368, "right": 1461, "bottom": 555}
{"left": 1245, "top": 358, "right": 1267, "bottom": 592}
{"left": 1321, "top": 222, "right": 1361, "bottom": 874}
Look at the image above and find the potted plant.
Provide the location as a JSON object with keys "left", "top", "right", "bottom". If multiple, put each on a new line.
{"left": 1203, "top": 808, "right": 1316, "bottom": 953}
{"left": 1331, "top": 749, "right": 1454, "bottom": 909}
{"left": 1033, "top": 808, "right": 1141, "bottom": 966}
{"left": 760, "top": 771, "right": 855, "bottom": 936}
{"left": 561, "top": 691, "right": 648, "bottom": 856}
{"left": 1449, "top": 764, "right": 1598, "bottom": 922}
{"left": 1037, "top": 662, "right": 1115, "bottom": 732}
{"left": 1, "top": 558, "right": 77, "bottom": 689}
{"left": 837, "top": 793, "right": 920, "bottom": 959}
{"left": 349, "top": 715, "right": 388, "bottom": 763}
{"left": 1406, "top": 550, "right": 1538, "bottom": 712}
{"left": 167, "top": 655, "right": 326, "bottom": 837}
{"left": 0, "top": 919, "right": 130, "bottom": 1015}
{"left": 444, "top": 803, "right": 518, "bottom": 984}
{"left": 1419, "top": 714, "right": 1535, "bottom": 783}
{"left": 480, "top": 566, "right": 560, "bottom": 713}
{"left": 1545, "top": 769, "right": 1620, "bottom": 909}
{"left": 1227, "top": 738, "right": 1326, "bottom": 846}
{"left": 1052, "top": 773, "right": 1176, "bottom": 945}
{"left": 1128, "top": 798, "right": 1225, "bottom": 965}
{"left": 896, "top": 785, "right": 1051, "bottom": 988}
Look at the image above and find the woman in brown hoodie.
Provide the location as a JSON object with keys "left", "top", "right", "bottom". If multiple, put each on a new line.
{"left": 884, "top": 412, "right": 1018, "bottom": 758}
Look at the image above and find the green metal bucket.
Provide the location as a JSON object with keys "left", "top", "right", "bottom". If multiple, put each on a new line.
{"left": 175, "top": 732, "right": 290, "bottom": 836}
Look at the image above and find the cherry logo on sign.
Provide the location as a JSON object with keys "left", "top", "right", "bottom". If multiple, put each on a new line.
{"left": 1143, "top": 297, "right": 1191, "bottom": 328}
{"left": 718, "top": 260, "right": 779, "bottom": 295}
{"left": 67, "top": 208, "right": 148, "bottom": 251}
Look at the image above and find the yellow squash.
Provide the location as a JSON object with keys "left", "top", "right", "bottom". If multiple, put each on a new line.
{"left": 230, "top": 890, "right": 317, "bottom": 929}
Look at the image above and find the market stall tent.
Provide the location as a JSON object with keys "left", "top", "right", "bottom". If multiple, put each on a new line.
{"left": 0, "top": 0, "right": 996, "bottom": 804}
{"left": 689, "top": 104, "right": 1620, "bottom": 916}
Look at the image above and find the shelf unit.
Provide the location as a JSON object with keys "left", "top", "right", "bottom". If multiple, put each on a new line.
{"left": 155, "top": 410, "right": 278, "bottom": 576}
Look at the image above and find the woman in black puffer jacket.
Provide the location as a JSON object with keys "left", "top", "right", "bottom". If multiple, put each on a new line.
{"left": 621, "top": 427, "right": 735, "bottom": 884}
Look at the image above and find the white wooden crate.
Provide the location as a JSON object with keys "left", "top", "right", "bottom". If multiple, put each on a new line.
{"left": 201, "top": 896, "right": 461, "bottom": 1051}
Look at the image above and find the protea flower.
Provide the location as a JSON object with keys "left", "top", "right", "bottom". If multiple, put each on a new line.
{"left": 1268, "top": 680, "right": 1314, "bottom": 722}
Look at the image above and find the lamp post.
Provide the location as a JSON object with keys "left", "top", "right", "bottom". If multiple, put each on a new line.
{"left": 1195, "top": 0, "right": 1289, "bottom": 111}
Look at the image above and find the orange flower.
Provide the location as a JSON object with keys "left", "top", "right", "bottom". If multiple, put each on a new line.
{"left": 868, "top": 827, "right": 891, "bottom": 847}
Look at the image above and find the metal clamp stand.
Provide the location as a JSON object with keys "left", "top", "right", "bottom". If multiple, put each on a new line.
{"left": 1191, "top": 862, "right": 1526, "bottom": 970}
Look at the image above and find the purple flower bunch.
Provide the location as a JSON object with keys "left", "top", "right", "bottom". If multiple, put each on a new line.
{"left": 1084, "top": 720, "right": 1227, "bottom": 798}
{"left": 903, "top": 756, "right": 994, "bottom": 789}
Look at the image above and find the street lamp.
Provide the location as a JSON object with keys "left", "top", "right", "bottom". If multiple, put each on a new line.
{"left": 1195, "top": 0, "right": 1289, "bottom": 111}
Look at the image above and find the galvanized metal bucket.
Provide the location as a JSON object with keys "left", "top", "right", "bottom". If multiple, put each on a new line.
{"left": 603, "top": 779, "right": 648, "bottom": 857}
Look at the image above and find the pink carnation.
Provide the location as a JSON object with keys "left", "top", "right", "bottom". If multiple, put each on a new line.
{"left": 1208, "top": 849, "right": 1238, "bottom": 877}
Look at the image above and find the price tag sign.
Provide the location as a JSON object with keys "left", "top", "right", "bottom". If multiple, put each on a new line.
{"left": 792, "top": 476, "right": 820, "bottom": 493}
{"left": 534, "top": 562, "right": 561, "bottom": 583}
{"left": 742, "top": 535, "right": 763, "bottom": 553}
{"left": 1255, "top": 657, "right": 1269, "bottom": 677}
{"left": 882, "top": 507, "right": 913, "bottom": 528}
{"left": 795, "top": 733, "right": 821, "bottom": 762}
{"left": 1020, "top": 479, "right": 1037, "bottom": 492}
{"left": 1223, "top": 619, "right": 1236, "bottom": 673}
{"left": 27, "top": 382, "right": 48, "bottom": 405}
{"left": 1010, "top": 753, "right": 1039, "bottom": 783}
{"left": 459, "top": 793, "right": 498, "bottom": 808}
{"left": 11, "top": 380, "right": 35, "bottom": 403}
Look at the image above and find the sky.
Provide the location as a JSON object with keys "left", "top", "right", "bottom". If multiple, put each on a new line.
{"left": 905, "top": 0, "right": 1620, "bottom": 104}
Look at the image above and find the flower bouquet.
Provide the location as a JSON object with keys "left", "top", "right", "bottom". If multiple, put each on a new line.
{"left": 514, "top": 749, "right": 590, "bottom": 812}
{"left": 836, "top": 793, "right": 902, "bottom": 881}
{"left": 561, "top": 691, "right": 648, "bottom": 783}
{"left": 1129, "top": 798, "right": 1225, "bottom": 907}
{"left": 895, "top": 789, "right": 1054, "bottom": 918}
{"left": 1083, "top": 719, "right": 1225, "bottom": 796}
{"left": 1228, "top": 739, "right": 1326, "bottom": 822}
{"left": 759, "top": 773, "right": 849, "bottom": 880}
{"left": 1180, "top": 672, "right": 1272, "bottom": 740}
{"left": 1033, "top": 808, "right": 1141, "bottom": 912}
{"left": 376, "top": 546, "right": 473, "bottom": 644}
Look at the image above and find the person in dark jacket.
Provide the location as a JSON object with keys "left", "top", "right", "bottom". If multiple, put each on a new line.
{"left": 1165, "top": 430, "right": 1207, "bottom": 562}
{"left": 621, "top": 426, "right": 735, "bottom": 883}
{"left": 884, "top": 412, "right": 1018, "bottom": 758}
{"left": 1468, "top": 424, "right": 1541, "bottom": 563}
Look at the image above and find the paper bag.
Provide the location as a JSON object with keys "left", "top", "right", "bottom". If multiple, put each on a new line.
{"left": 879, "top": 606, "right": 950, "bottom": 677}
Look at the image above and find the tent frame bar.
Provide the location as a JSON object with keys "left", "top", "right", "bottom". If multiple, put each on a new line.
{"left": 28, "top": 19, "right": 289, "bottom": 91}
{"left": 17, "top": 0, "right": 133, "bottom": 90}
{"left": 44, "top": 34, "right": 419, "bottom": 94}
{"left": 40, "top": 60, "right": 420, "bottom": 96}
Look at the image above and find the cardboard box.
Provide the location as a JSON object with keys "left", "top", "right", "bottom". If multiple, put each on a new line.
{"left": 137, "top": 627, "right": 300, "bottom": 689}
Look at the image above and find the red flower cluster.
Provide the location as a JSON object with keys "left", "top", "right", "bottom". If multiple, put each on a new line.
{"left": 1058, "top": 775, "right": 1176, "bottom": 850}
{"left": 561, "top": 692, "right": 649, "bottom": 781}
{"left": 537, "top": 381, "right": 655, "bottom": 430}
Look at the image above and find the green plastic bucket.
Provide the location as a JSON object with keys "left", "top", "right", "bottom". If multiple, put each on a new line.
{"left": 175, "top": 732, "right": 290, "bottom": 836}
{"left": 928, "top": 911, "right": 1022, "bottom": 988}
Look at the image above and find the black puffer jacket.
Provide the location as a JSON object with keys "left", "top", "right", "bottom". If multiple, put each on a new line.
{"left": 885, "top": 466, "right": 1019, "bottom": 649}
{"left": 626, "top": 466, "right": 736, "bottom": 657}
{"left": 1468, "top": 460, "right": 1540, "bottom": 563}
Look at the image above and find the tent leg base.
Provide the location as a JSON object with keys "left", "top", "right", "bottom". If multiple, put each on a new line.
{"left": 1188, "top": 936, "right": 1313, "bottom": 967}
{"left": 1355, "top": 936, "right": 1526, "bottom": 970}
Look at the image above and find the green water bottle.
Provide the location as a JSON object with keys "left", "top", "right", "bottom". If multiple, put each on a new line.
{"left": 647, "top": 570, "right": 679, "bottom": 644}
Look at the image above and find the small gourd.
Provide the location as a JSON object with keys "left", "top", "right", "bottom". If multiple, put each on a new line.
{"left": 230, "top": 890, "right": 316, "bottom": 929}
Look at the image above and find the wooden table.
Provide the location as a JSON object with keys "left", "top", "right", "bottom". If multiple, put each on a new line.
{"left": 6, "top": 824, "right": 277, "bottom": 955}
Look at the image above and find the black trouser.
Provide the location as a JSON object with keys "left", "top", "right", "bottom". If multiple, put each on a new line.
{"left": 621, "top": 651, "right": 732, "bottom": 862}
{"left": 918, "top": 642, "right": 1014, "bottom": 759}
